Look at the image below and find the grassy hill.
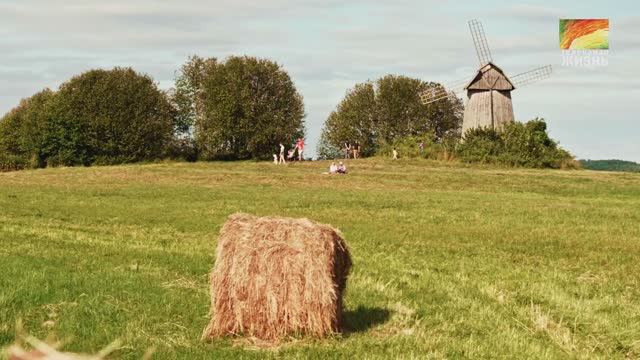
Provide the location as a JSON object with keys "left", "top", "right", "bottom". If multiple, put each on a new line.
{"left": 580, "top": 159, "right": 640, "bottom": 173}
{"left": 1, "top": 159, "right": 639, "bottom": 359}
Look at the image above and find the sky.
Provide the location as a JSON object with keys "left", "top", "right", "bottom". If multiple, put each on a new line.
{"left": 1, "top": 0, "right": 639, "bottom": 161}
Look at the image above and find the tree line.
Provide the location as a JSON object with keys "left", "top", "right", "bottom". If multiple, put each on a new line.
{"left": 580, "top": 159, "right": 640, "bottom": 173}
{"left": 0, "top": 56, "right": 306, "bottom": 170}
{"left": 0, "top": 54, "right": 574, "bottom": 171}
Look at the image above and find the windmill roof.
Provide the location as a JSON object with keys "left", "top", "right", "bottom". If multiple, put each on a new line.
{"left": 464, "top": 62, "right": 515, "bottom": 91}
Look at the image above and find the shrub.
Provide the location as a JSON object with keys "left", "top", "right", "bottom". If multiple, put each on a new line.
{"left": 457, "top": 119, "right": 578, "bottom": 169}
{"left": 0, "top": 154, "right": 26, "bottom": 172}
{"left": 456, "top": 127, "right": 503, "bottom": 163}
{"left": 377, "top": 133, "right": 458, "bottom": 161}
{"left": 167, "top": 136, "right": 198, "bottom": 162}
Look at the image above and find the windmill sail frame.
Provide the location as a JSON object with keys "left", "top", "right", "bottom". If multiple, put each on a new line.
{"left": 469, "top": 19, "right": 493, "bottom": 66}
{"left": 419, "top": 78, "right": 469, "bottom": 105}
{"left": 510, "top": 65, "right": 553, "bottom": 88}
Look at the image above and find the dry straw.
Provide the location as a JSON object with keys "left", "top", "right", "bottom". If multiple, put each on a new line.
{"left": 6, "top": 334, "right": 121, "bottom": 360}
{"left": 202, "top": 213, "right": 352, "bottom": 342}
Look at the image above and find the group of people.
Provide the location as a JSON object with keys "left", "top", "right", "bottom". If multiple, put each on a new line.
{"left": 344, "top": 142, "right": 362, "bottom": 159}
{"left": 328, "top": 161, "right": 347, "bottom": 175}
{"left": 274, "top": 138, "right": 305, "bottom": 164}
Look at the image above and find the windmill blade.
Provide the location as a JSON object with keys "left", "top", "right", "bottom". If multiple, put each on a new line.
{"left": 468, "top": 19, "right": 493, "bottom": 66}
{"left": 510, "top": 65, "right": 552, "bottom": 88}
{"left": 419, "top": 78, "right": 469, "bottom": 105}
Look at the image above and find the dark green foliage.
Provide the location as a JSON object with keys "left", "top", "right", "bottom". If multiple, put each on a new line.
{"left": 167, "top": 137, "right": 198, "bottom": 162}
{"left": 0, "top": 89, "right": 56, "bottom": 169}
{"left": 580, "top": 159, "right": 640, "bottom": 172}
{"left": 375, "top": 76, "right": 463, "bottom": 143}
{"left": 54, "top": 68, "right": 175, "bottom": 165}
{"left": 455, "top": 127, "right": 503, "bottom": 164}
{"left": 0, "top": 68, "right": 175, "bottom": 169}
{"left": 457, "top": 118, "right": 578, "bottom": 168}
{"left": 0, "top": 153, "right": 26, "bottom": 171}
{"left": 320, "top": 75, "right": 463, "bottom": 158}
{"left": 172, "top": 56, "right": 218, "bottom": 135}
{"left": 316, "top": 129, "right": 344, "bottom": 160}
{"left": 322, "top": 82, "right": 377, "bottom": 158}
{"left": 195, "top": 56, "right": 305, "bottom": 160}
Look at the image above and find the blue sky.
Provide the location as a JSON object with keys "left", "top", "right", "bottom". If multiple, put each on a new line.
{"left": 1, "top": 0, "right": 639, "bottom": 161}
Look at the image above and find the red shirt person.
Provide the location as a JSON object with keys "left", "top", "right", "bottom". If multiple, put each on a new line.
{"left": 296, "top": 138, "right": 305, "bottom": 161}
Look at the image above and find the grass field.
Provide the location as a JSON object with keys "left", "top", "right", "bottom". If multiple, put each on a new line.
{"left": 1, "top": 159, "right": 639, "bottom": 359}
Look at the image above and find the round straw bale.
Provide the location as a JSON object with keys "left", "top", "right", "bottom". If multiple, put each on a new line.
{"left": 202, "top": 213, "right": 352, "bottom": 342}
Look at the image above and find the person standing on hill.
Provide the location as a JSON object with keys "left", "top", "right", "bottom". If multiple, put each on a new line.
{"left": 352, "top": 142, "right": 360, "bottom": 159}
{"left": 279, "top": 143, "right": 286, "bottom": 164}
{"left": 296, "top": 138, "right": 305, "bottom": 161}
{"left": 344, "top": 142, "right": 351, "bottom": 159}
{"left": 392, "top": 148, "right": 399, "bottom": 160}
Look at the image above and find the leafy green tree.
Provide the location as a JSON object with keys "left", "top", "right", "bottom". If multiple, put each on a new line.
{"left": 0, "top": 89, "right": 56, "bottom": 168}
{"left": 1, "top": 68, "right": 175, "bottom": 168}
{"left": 322, "top": 82, "right": 376, "bottom": 157}
{"left": 53, "top": 67, "right": 175, "bottom": 165}
{"left": 196, "top": 56, "right": 305, "bottom": 160}
{"left": 172, "top": 56, "right": 218, "bottom": 135}
{"left": 319, "top": 75, "right": 463, "bottom": 157}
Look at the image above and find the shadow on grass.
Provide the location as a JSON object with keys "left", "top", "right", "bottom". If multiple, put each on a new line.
{"left": 343, "top": 305, "right": 391, "bottom": 334}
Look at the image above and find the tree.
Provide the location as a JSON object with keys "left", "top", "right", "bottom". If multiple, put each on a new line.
{"left": 196, "top": 56, "right": 305, "bottom": 160}
{"left": 52, "top": 67, "right": 175, "bottom": 165}
{"left": 322, "top": 82, "right": 376, "bottom": 157}
{"left": 0, "top": 89, "right": 57, "bottom": 168}
{"left": 319, "top": 75, "right": 463, "bottom": 157}
{"left": 172, "top": 56, "right": 218, "bottom": 135}
{"left": 316, "top": 128, "right": 344, "bottom": 160}
{"left": 1, "top": 68, "right": 176, "bottom": 168}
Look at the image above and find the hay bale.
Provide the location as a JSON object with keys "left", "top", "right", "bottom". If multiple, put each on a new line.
{"left": 202, "top": 213, "right": 352, "bottom": 342}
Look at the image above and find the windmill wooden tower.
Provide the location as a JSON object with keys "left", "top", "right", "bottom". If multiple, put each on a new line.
{"left": 420, "top": 19, "right": 552, "bottom": 134}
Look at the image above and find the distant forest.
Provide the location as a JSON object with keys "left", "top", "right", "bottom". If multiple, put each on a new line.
{"left": 580, "top": 159, "right": 640, "bottom": 172}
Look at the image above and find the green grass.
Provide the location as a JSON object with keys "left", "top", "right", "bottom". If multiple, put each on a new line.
{"left": 1, "top": 159, "right": 639, "bottom": 359}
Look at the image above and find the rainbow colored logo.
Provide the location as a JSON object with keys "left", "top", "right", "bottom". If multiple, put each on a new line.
{"left": 559, "top": 19, "right": 609, "bottom": 50}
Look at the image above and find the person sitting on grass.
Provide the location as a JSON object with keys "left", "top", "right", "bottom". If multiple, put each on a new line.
{"left": 337, "top": 162, "right": 347, "bottom": 174}
{"left": 329, "top": 162, "right": 338, "bottom": 174}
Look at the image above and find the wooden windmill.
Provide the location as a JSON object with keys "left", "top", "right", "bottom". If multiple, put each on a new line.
{"left": 420, "top": 19, "right": 552, "bottom": 134}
